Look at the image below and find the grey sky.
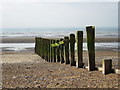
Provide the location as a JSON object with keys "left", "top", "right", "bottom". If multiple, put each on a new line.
{"left": 1, "top": 1, "right": 118, "bottom": 28}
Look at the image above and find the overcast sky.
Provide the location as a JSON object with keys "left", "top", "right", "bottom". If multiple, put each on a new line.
{"left": 0, "top": 0, "right": 119, "bottom": 28}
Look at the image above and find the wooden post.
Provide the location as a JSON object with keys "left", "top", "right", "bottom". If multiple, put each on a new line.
{"left": 76, "top": 31, "right": 84, "bottom": 68}
{"left": 39, "top": 37, "right": 41, "bottom": 56}
{"left": 44, "top": 38, "right": 47, "bottom": 60}
{"left": 50, "top": 39, "right": 53, "bottom": 62}
{"left": 35, "top": 37, "right": 38, "bottom": 54}
{"left": 86, "top": 26, "right": 96, "bottom": 71}
{"left": 56, "top": 40, "right": 60, "bottom": 62}
{"left": 53, "top": 40, "right": 56, "bottom": 62}
{"left": 60, "top": 39, "right": 64, "bottom": 63}
{"left": 35, "top": 37, "right": 37, "bottom": 54}
{"left": 40, "top": 38, "right": 42, "bottom": 57}
{"left": 64, "top": 36, "right": 70, "bottom": 64}
{"left": 70, "top": 34, "right": 76, "bottom": 66}
{"left": 45, "top": 39, "right": 48, "bottom": 61}
{"left": 42, "top": 38, "right": 45, "bottom": 59}
{"left": 38, "top": 38, "right": 41, "bottom": 56}
{"left": 48, "top": 39, "right": 50, "bottom": 62}
{"left": 102, "top": 59, "right": 112, "bottom": 75}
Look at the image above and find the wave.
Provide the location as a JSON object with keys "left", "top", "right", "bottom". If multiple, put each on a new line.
{"left": 0, "top": 32, "right": 118, "bottom": 38}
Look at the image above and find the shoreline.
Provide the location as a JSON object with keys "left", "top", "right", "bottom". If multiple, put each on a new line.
{"left": 1, "top": 36, "right": 118, "bottom": 43}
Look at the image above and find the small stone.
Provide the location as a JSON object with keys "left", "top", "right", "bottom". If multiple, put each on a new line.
{"left": 34, "top": 81, "right": 39, "bottom": 84}
{"left": 24, "top": 76, "right": 32, "bottom": 78}
{"left": 13, "top": 76, "right": 17, "bottom": 79}
{"left": 26, "top": 66, "right": 31, "bottom": 69}
{"left": 35, "top": 85, "right": 41, "bottom": 88}
{"left": 48, "top": 70, "right": 52, "bottom": 72}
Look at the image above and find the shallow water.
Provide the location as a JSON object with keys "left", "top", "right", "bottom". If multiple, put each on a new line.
{"left": 1, "top": 42, "right": 118, "bottom": 52}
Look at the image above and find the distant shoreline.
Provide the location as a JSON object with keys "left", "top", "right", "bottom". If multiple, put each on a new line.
{"left": 1, "top": 36, "right": 118, "bottom": 43}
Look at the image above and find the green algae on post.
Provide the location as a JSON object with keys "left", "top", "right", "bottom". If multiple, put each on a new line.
{"left": 53, "top": 40, "right": 56, "bottom": 62}
{"left": 56, "top": 40, "right": 60, "bottom": 62}
{"left": 50, "top": 39, "right": 53, "bottom": 62}
{"left": 60, "top": 39, "right": 64, "bottom": 63}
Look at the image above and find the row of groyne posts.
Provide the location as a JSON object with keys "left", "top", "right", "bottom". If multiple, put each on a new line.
{"left": 35, "top": 26, "right": 118, "bottom": 75}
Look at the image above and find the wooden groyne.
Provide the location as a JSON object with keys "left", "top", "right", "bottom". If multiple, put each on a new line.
{"left": 35, "top": 26, "right": 120, "bottom": 75}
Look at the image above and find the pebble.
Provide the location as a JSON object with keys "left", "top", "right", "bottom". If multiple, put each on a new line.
{"left": 13, "top": 76, "right": 17, "bottom": 79}
{"left": 35, "top": 85, "right": 41, "bottom": 88}
{"left": 26, "top": 66, "right": 31, "bottom": 69}
{"left": 24, "top": 76, "right": 32, "bottom": 78}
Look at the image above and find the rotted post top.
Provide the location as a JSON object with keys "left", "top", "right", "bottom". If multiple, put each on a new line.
{"left": 86, "top": 26, "right": 95, "bottom": 29}
{"left": 70, "top": 34, "right": 75, "bottom": 43}
{"left": 64, "top": 36, "right": 69, "bottom": 44}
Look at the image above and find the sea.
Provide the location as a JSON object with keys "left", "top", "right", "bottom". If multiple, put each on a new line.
{"left": 0, "top": 27, "right": 119, "bottom": 52}
{"left": 1, "top": 27, "right": 118, "bottom": 38}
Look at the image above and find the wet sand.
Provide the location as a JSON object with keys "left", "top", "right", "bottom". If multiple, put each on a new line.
{"left": 1, "top": 37, "right": 118, "bottom": 43}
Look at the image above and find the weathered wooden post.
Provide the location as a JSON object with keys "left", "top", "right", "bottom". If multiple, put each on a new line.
{"left": 37, "top": 37, "right": 39, "bottom": 55}
{"left": 50, "top": 39, "right": 53, "bottom": 62}
{"left": 38, "top": 38, "right": 40, "bottom": 56}
{"left": 59, "top": 39, "right": 64, "bottom": 63}
{"left": 45, "top": 39, "right": 49, "bottom": 61}
{"left": 102, "top": 59, "right": 112, "bottom": 75}
{"left": 35, "top": 37, "right": 38, "bottom": 54}
{"left": 53, "top": 40, "right": 56, "bottom": 62}
{"left": 76, "top": 31, "right": 84, "bottom": 68}
{"left": 48, "top": 39, "right": 50, "bottom": 62}
{"left": 39, "top": 37, "right": 41, "bottom": 56}
{"left": 38, "top": 37, "right": 41, "bottom": 56}
{"left": 35, "top": 37, "right": 37, "bottom": 54}
{"left": 42, "top": 38, "right": 45, "bottom": 59}
{"left": 40, "top": 38, "right": 43, "bottom": 57}
{"left": 44, "top": 38, "right": 46, "bottom": 60}
{"left": 86, "top": 26, "right": 96, "bottom": 71}
{"left": 64, "top": 36, "right": 70, "bottom": 64}
{"left": 56, "top": 40, "right": 60, "bottom": 62}
{"left": 40, "top": 37, "right": 43, "bottom": 57}
{"left": 70, "top": 34, "right": 76, "bottom": 66}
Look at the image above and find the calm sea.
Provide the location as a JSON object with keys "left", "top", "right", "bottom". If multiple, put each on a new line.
{"left": 1, "top": 27, "right": 118, "bottom": 38}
